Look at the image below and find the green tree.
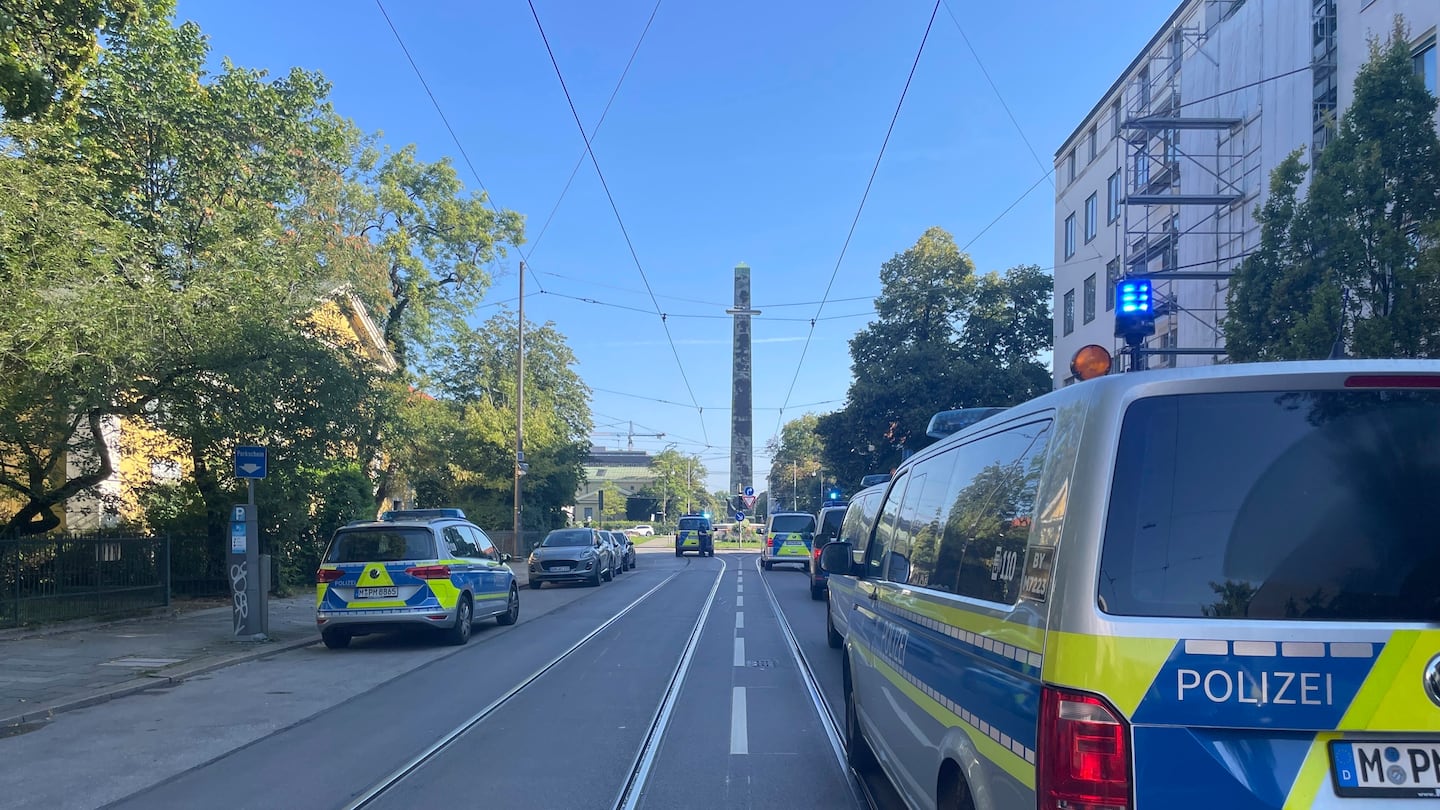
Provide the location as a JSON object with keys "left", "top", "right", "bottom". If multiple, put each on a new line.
{"left": 766, "top": 413, "right": 825, "bottom": 513}
{"left": 818, "top": 228, "right": 1050, "bottom": 487}
{"left": 1226, "top": 21, "right": 1440, "bottom": 359}
{"left": 637, "top": 448, "right": 706, "bottom": 524}
{"left": 0, "top": 0, "right": 137, "bottom": 120}
{"left": 394, "top": 311, "right": 591, "bottom": 531}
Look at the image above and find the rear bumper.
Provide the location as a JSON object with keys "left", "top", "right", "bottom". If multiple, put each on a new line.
{"left": 317, "top": 605, "right": 456, "bottom": 633}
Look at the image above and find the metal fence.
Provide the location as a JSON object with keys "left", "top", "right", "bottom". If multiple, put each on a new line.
{"left": 0, "top": 533, "right": 170, "bottom": 629}
{"left": 488, "top": 530, "right": 548, "bottom": 559}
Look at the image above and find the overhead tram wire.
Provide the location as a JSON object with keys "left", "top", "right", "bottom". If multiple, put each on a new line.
{"left": 524, "top": 0, "right": 665, "bottom": 261}
{"left": 771, "top": 0, "right": 944, "bottom": 442}
{"left": 373, "top": 0, "right": 546, "bottom": 297}
{"left": 525, "top": 0, "right": 710, "bottom": 448}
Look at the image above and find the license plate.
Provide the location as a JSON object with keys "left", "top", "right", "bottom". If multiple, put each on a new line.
{"left": 354, "top": 586, "right": 398, "bottom": 599}
{"left": 1331, "top": 740, "right": 1440, "bottom": 798}
{"left": 551, "top": 565, "right": 572, "bottom": 572}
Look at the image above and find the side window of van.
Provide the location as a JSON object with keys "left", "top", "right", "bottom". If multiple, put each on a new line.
{"left": 885, "top": 473, "right": 929, "bottom": 584}
{"left": 938, "top": 421, "right": 1052, "bottom": 604}
{"left": 866, "top": 473, "right": 909, "bottom": 580}
{"left": 887, "top": 455, "right": 956, "bottom": 585}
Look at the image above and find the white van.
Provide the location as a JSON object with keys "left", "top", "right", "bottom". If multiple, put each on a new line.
{"left": 822, "top": 360, "right": 1440, "bottom": 809}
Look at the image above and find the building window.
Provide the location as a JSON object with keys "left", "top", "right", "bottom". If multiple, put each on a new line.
{"left": 1088, "top": 125, "right": 1098, "bottom": 162}
{"left": 1110, "top": 100, "right": 1122, "bottom": 138}
{"left": 1064, "top": 213, "right": 1076, "bottom": 259}
{"left": 1106, "top": 257, "right": 1120, "bottom": 311}
{"left": 1063, "top": 289, "right": 1075, "bottom": 336}
{"left": 1067, "top": 151, "right": 1076, "bottom": 184}
{"left": 1083, "top": 274, "right": 1096, "bottom": 324}
{"left": 1084, "top": 193, "right": 1098, "bottom": 243}
{"left": 1137, "top": 66, "right": 1151, "bottom": 110}
{"left": 1107, "top": 171, "right": 1122, "bottom": 223}
{"left": 1135, "top": 142, "right": 1150, "bottom": 187}
{"left": 1415, "top": 39, "right": 1437, "bottom": 95}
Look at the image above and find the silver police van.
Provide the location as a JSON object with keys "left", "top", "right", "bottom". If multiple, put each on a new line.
{"left": 822, "top": 359, "right": 1440, "bottom": 809}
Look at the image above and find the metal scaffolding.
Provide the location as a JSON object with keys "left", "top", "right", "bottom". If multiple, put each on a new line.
{"left": 1119, "top": 14, "right": 1248, "bottom": 370}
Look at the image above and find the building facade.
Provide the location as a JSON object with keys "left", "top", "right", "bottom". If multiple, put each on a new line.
{"left": 573, "top": 447, "right": 658, "bottom": 526}
{"left": 1052, "top": 0, "right": 1440, "bottom": 387}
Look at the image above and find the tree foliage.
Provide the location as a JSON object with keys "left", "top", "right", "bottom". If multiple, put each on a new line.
{"left": 636, "top": 448, "right": 708, "bottom": 523}
{"left": 766, "top": 413, "right": 826, "bottom": 513}
{"left": 0, "top": 0, "right": 588, "bottom": 566}
{"left": 817, "top": 227, "right": 1051, "bottom": 489}
{"left": 1226, "top": 21, "right": 1440, "bottom": 360}
{"left": 0, "top": 0, "right": 137, "bottom": 120}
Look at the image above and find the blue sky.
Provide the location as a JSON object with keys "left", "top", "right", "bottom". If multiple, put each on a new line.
{"left": 176, "top": 0, "right": 1175, "bottom": 495}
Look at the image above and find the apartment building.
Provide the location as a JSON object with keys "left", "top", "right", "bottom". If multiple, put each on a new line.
{"left": 1052, "top": 0, "right": 1440, "bottom": 387}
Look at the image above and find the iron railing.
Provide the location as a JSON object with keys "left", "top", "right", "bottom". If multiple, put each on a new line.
{"left": 0, "top": 533, "right": 170, "bottom": 628}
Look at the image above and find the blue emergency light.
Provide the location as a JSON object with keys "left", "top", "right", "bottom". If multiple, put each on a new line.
{"left": 1114, "top": 278, "right": 1156, "bottom": 341}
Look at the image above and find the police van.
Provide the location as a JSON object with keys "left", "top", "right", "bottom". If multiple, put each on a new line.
{"left": 821, "top": 359, "right": 1440, "bottom": 809}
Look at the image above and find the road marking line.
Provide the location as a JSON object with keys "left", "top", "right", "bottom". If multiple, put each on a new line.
{"left": 737, "top": 584, "right": 743, "bottom": 593}
{"left": 731, "top": 687, "right": 749, "bottom": 754}
{"left": 734, "top": 636, "right": 745, "bottom": 666}
{"left": 736, "top": 595, "right": 744, "bottom": 607}
{"left": 735, "top": 612, "right": 744, "bottom": 629}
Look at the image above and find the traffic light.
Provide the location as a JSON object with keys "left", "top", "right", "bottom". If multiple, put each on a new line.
{"left": 1113, "top": 278, "right": 1156, "bottom": 343}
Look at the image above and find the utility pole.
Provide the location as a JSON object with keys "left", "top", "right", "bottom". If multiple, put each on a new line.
{"left": 792, "top": 461, "right": 797, "bottom": 510}
{"left": 514, "top": 261, "right": 527, "bottom": 544}
{"left": 686, "top": 457, "right": 693, "bottom": 514}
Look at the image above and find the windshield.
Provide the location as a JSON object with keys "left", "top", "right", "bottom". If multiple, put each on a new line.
{"left": 542, "top": 530, "right": 593, "bottom": 548}
{"left": 326, "top": 528, "right": 436, "bottom": 563}
{"left": 1099, "top": 390, "right": 1440, "bottom": 622}
{"left": 769, "top": 514, "right": 816, "bottom": 534}
{"left": 678, "top": 518, "right": 708, "bottom": 531}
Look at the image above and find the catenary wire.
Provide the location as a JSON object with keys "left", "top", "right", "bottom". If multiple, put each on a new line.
{"left": 525, "top": 0, "right": 709, "bottom": 446}
{"left": 771, "top": 0, "right": 944, "bottom": 442}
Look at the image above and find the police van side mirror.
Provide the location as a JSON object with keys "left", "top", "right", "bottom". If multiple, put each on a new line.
{"left": 820, "top": 542, "right": 856, "bottom": 576}
{"left": 502, "top": 553, "right": 513, "bottom": 563}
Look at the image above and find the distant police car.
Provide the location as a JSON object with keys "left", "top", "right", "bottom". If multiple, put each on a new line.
{"left": 823, "top": 359, "right": 1440, "bottom": 810}
{"left": 315, "top": 509, "right": 518, "bottom": 649}
{"left": 675, "top": 514, "right": 714, "bottom": 557}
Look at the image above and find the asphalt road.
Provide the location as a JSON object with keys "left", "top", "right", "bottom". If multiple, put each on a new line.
{"left": 0, "top": 546, "right": 886, "bottom": 810}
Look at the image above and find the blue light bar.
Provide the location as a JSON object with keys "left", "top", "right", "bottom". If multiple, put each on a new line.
{"left": 1116, "top": 278, "right": 1152, "bottom": 315}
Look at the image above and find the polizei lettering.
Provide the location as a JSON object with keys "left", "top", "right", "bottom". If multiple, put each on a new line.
{"left": 1176, "top": 668, "right": 1335, "bottom": 706}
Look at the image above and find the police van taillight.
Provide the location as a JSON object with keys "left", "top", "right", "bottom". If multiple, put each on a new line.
{"left": 1037, "top": 686, "right": 1131, "bottom": 810}
{"left": 316, "top": 568, "right": 343, "bottom": 584}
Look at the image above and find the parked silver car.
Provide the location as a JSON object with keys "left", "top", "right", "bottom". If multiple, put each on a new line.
{"left": 601, "top": 532, "right": 625, "bottom": 576}
{"left": 608, "top": 530, "right": 636, "bottom": 570}
{"left": 527, "top": 528, "right": 615, "bottom": 588}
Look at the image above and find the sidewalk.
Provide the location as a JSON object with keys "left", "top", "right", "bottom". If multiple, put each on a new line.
{"left": 0, "top": 563, "right": 529, "bottom": 729}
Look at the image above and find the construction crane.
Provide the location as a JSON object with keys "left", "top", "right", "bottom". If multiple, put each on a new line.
{"left": 591, "top": 421, "right": 665, "bottom": 451}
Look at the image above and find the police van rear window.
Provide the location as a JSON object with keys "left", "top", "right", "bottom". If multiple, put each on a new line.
{"left": 1098, "top": 390, "right": 1440, "bottom": 622}
{"left": 818, "top": 509, "right": 845, "bottom": 540}
{"left": 327, "top": 529, "right": 437, "bottom": 563}
{"left": 770, "top": 514, "right": 816, "bottom": 534}
{"left": 677, "top": 517, "right": 708, "bottom": 531}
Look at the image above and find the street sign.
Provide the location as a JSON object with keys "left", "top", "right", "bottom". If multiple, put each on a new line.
{"left": 734, "top": 511, "right": 745, "bottom": 522}
{"left": 234, "top": 445, "right": 268, "bottom": 479}
{"left": 742, "top": 494, "right": 757, "bottom": 509}
{"left": 744, "top": 486, "right": 755, "bottom": 497}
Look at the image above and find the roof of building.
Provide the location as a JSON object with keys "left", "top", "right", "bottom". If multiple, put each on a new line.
{"left": 1054, "top": 0, "right": 1192, "bottom": 159}
{"left": 585, "top": 448, "right": 654, "bottom": 468}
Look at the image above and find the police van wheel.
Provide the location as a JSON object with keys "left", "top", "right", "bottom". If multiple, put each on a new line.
{"left": 444, "top": 596, "right": 473, "bottom": 646}
{"left": 810, "top": 583, "right": 825, "bottom": 601}
{"left": 762, "top": 560, "right": 772, "bottom": 571}
{"left": 530, "top": 580, "right": 543, "bottom": 590}
{"left": 845, "top": 680, "right": 878, "bottom": 772}
{"left": 826, "top": 603, "right": 843, "bottom": 649}
{"left": 321, "top": 628, "right": 351, "bottom": 650}
{"left": 496, "top": 586, "right": 519, "bottom": 626}
{"left": 675, "top": 549, "right": 683, "bottom": 557}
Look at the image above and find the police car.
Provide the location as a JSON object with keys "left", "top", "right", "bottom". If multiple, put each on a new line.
{"left": 675, "top": 514, "right": 714, "bottom": 557}
{"left": 761, "top": 510, "right": 817, "bottom": 571}
{"left": 822, "top": 358, "right": 1440, "bottom": 809}
{"left": 315, "top": 509, "right": 519, "bottom": 649}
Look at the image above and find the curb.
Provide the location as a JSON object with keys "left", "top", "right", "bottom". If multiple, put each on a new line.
{"left": 0, "top": 633, "right": 319, "bottom": 729}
